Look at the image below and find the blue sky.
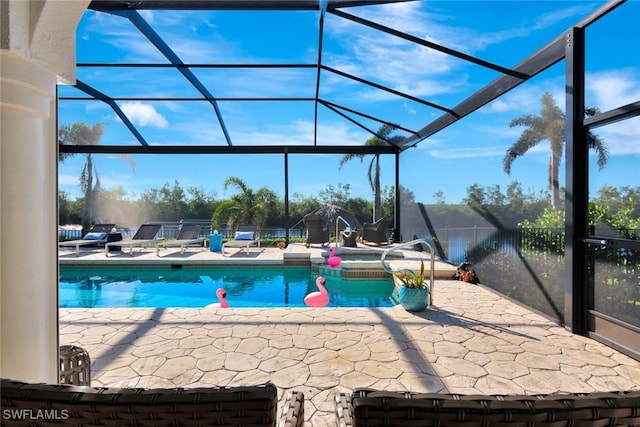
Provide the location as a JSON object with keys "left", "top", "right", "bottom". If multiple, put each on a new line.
{"left": 58, "top": 1, "right": 640, "bottom": 205}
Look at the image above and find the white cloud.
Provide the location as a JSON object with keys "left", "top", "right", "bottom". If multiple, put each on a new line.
{"left": 588, "top": 69, "right": 640, "bottom": 111}
{"left": 323, "top": 3, "right": 456, "bottom": 98}
{"left": 231, "top": 120, "right": 368, "bottom": 146}
{"left": 596, "top": 119, "right": 640, "bottom": 155}
{"left": 429, "top": 145, "right": 509, "bottom": 160}
{"left": 139, "top": 10, "right": 154, "bottom": 24}
{"left": 120, "top": 102, "right": 169, "bottom": 128}
{"left": 58, "top": 173, "right": 79, "bottom": 186}
{"left": 482, "top": 83, "right": 563, "bottom": 115}
{"left": 531, "top": 4, "right": 598, "bottom": 31}
{"left": 322, "top": 1, "right": 605, "bottom": 105}
{"left": 403, "top": 101, "right": 417, "bottom": 115}
{"left": 586, "top": 69, "right": 640, "bottom": 155}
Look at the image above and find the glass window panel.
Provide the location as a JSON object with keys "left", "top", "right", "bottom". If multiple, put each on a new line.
{"left": 588, "top": 116, "right": 640, "bottom": 239}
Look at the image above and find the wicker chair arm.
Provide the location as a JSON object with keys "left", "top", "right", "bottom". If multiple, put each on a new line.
{"left": 335, "top": 388, "right": 640, "bottom": 427}
{"left": 1, "top": 379, "right": 304, "bottom": 427}
{"left": 279, "top": 390, "right": 305, "bottom": 427}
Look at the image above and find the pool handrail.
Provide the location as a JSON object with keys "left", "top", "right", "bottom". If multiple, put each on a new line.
{"left": 381, "top": 239, "right": 435, "bottom": 306}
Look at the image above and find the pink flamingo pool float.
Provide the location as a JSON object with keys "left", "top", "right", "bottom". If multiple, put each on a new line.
{"left": 304, "top": 276, "right": 329, "bottom": 307}
{"left": 327, "top": 246, "right": 342, "bottom": 268}
{"left": 206, "top": 287, "right": 230, "bottom": 308}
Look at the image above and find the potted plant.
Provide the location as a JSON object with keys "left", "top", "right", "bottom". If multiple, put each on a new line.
{"left": 393, "top": 259, "right": 429, "bottom": 312}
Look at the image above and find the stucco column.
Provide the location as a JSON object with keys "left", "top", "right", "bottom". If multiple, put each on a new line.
{"left": 0, "top": 0, "right": 89, "bottom": 383}
{"left": 0, "top": 52, "right": 58, "bottom": 382}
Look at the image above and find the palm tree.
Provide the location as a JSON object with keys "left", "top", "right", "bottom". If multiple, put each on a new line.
{"left": 58, "top": 122, "right": 135, "bottom": 234}
{"left": 503, "top": 92, "right": 608, "bottom": 209}
{"left": 339, "top": 123, "right": 403, "bottom": 222}
{"left": 212, "top": 177, "right": 277, "bottom": 230}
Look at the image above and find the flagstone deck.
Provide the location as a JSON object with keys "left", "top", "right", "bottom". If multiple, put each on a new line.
{"left": 59, "top": 275, "right": 640, "bottom": 426}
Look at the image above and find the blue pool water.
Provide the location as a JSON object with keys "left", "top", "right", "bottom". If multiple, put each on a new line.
{"left": 59, "top": 266, "right": 395, "bottom": 308}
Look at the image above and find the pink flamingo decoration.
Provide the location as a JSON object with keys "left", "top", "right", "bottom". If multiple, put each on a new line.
{"left": 327, "top": 246, "right": 342, "bottom": 268}
{"left": 206, "top": 288, "right": 230, "bottom": 308}
{"left": 304, "top": 276, "right": 329, "bottom": 307}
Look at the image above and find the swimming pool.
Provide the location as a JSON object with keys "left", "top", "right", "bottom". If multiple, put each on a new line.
{"left": 59, "top": 266, "right": 395, "bottom": 308}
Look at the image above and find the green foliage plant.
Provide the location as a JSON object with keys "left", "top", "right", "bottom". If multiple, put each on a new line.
{"left": 393, "top": 259, "right": 427, "bottom": 289}
{"left": 211, "top": 176, "right": 277, "bottom": 230}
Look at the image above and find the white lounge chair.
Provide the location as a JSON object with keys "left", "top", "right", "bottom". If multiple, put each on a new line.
{"left": 222, "top": 224, "right": 260, "bottom": 256}
{"left": 105, "top": 224, "right": 163, "bottom": 256}
{"left": 156, "top": 224, "right": 206, "bottom": 256}
{"left": 59, "top": 224, "right": 115, "bottom": 256}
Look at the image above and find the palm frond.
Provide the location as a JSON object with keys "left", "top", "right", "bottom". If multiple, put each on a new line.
{"left": 339, "top": 153, "right": 365, "bottom": 169}
{"left": 367, "top": 157, "right": 375, "bottom": 192}
{"left": 224, "top": 176, "right": 248, "bottom": 193}
{"left": 588, "top": 133, "right": 609, "bottom": 170}
{"left": 502, "top": 129, "right": 544, "bottom": 174}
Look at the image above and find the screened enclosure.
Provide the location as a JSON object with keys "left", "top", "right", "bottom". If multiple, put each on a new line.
{"left": 58, "top": 0, "right": 640, "bottom": 359}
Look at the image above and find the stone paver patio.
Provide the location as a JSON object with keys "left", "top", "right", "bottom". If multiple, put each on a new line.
{"left": 60, "top": 278, "right": 640, "bottom": 426}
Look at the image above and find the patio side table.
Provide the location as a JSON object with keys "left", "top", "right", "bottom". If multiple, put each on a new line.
{"left": 210, "top": 233, "right": 222, "bottom": 252}
{"left": 59, "top": 345, "right": 91, "bottom": 386}
{"left": 107, "top": 232, "right": 122, "bottom": 252}
{"left": 341, "top": 230, "right": 358, "bottom": 247}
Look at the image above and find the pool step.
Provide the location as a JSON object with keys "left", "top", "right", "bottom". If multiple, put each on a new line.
{"left": 316, "top": 261, "right": 391, "bottom": 280}
{"left": 282, "top": 252, "right": 311, "bottom": 266}
{"left": 314, "top": 260, "right": 457, "bottom": 280}
{"left": 288, "top": 251, "right": 458, "bottom": 281}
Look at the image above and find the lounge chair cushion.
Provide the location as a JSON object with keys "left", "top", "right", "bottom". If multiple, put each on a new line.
{"left": 176, "top": 224, "right": 203, "bottom": 240}
{"left": 235, "top": 231, "right": 255, "bottom": 240}
{"left": 156, "top": 224, "right": 206, "bottom": 256}
{"left": 222, "top": 225, "right": 260, "bottom": 256}
{"left": 131, "top": 224, "right": 162, "bottom": 240}
{"left": 83, "top": 232, "right": 107, "bottom": 240}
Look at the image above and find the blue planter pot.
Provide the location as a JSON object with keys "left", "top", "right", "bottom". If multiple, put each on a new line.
{"left": 398, "top": 286, "right": 429, "bottom": 312}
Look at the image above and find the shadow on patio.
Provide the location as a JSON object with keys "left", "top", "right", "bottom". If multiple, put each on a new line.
{"left": 59, "top": 280, "right": 640, "bottom": 426}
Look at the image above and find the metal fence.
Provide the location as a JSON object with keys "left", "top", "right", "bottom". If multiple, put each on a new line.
{"left": 57, "top": 222, "right": 639, "bottom": 326}
{"left": 59, "top": 221, "right": 307, "bottom": 241}
{"left": 408, "top": 226, "right": 515, "bottom": 263}
{"left": 415, "top": 226, "right": 639, "bottom": 326}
